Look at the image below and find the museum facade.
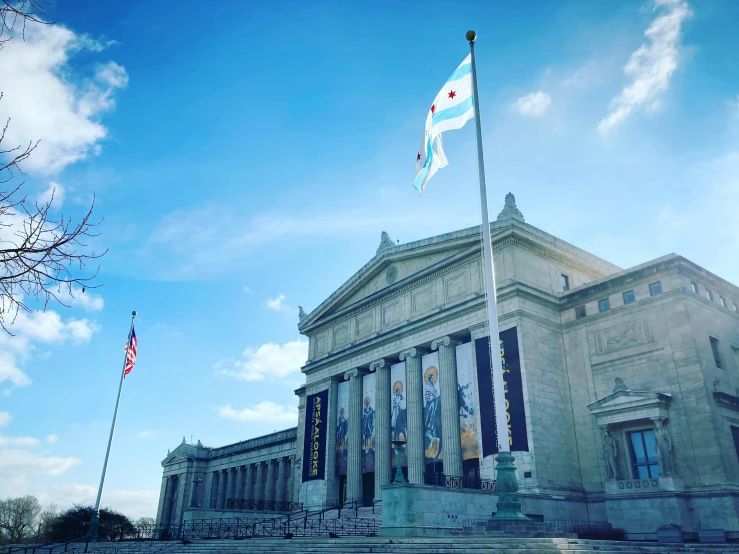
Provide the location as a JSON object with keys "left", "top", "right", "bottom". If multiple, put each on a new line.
{"left": 156, "top": 194, "right": 739, "bottom": 536}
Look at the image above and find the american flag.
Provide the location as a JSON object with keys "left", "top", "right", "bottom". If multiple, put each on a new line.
{"left": 124, "top": 326, "right": 138, "bottom": 378}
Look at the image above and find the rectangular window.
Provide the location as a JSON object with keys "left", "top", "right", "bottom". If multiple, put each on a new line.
{"left": 561, "top": 274, "right": 570, "bottom": 291}
{"left": 691, "top": 281, "right": 698, "bottom": 293}
{"left": 598, "top": 298, "right": 610, "bottom": 312}
{"left": 732, "top": 427, "right": 739, "bottom": 462}
{"left": 720, "top": 296, "right": 727, "bottom": 308}
{"left": 575, "top": 306, "right": 586, "bottom": 320}
{"left": 649, "top": 282, "right": 662, "bottom": 296}
{"left": 623, "top": 290, "right": 636, "bottom": 305}
{"left": 710, "top": 336, "right": 723, "bottom": 369}
{"left": 628, "top": 430, "right": 661, "bottom": 479}
{"left": 706, "top": 289, "right": 714, "bottom": 301}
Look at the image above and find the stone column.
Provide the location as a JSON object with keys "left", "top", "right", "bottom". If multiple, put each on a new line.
{"left": 216, "top": 469, "right": 227, "bottom": 509}
{"left": 254, "top": 462, "right": 265, "bottom": 503}
{"left": 344, "top": 368, "right": 364, "bottom": 502}
{"left": 160, "top": 476, "right": 175, "bottom": 525}
{"left": 233, "top": 466, "right": 243, "bottom": 500}
{"left": 244, "top": 465, "right": 254, "bottom": 501}
{"left": 287, "top": 457, "right": 295, "bottom": 502}
{"left": 264, "top": 460, "right": 276, "bottom": 503}
{"left": 370, "top": 358, "right": 390, "bottom": 499}
{"left": 276, "top": 457, "right": 287, "bottom": 502}
{"left": 400, "top": 347, "right": 426, "bottom": 484}
{"left": 223, "top": 469, "right": 233, "bottom": 508}
{"left": 431, "top": 336, "right": 463, "bottom": 478}
{"left": 324, "top": 377, "right": 340, "bottom": 503}
{"left": 209, "top": 471, "right": 219, "bottom": 508}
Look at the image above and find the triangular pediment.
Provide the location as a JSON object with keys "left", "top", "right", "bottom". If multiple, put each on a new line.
{"left": 161, "top": 451, "right": 187, "bottom": 466}
{"left": 588, "top": 389, "right": 672, "bottom": 426}
{"left": 298, "top": 228, "right": 485, "bottom": 334}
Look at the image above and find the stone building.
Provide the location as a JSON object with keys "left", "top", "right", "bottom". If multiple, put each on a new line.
{"left": 157, "top": 194, "right": 739, "bottom": 536}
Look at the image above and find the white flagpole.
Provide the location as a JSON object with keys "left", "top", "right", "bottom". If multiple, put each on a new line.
{"left": 467, "top": 33, "right": 509, "bottom": 454}
{"left": 467, "top": 30, "right": 528, "bottom": 521}
{"left": 88, "top": 310, "right": 136, "bottom": 539}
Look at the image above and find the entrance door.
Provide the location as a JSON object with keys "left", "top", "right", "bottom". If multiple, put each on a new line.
{"left": 362, "top": 472, "right": 375, "bottom": 506}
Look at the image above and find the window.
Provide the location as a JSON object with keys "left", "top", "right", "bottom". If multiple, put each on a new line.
{"left": 710, "top": 336, "right": 724, "bottom": 369}
{"left": 598, "top": 298, "right": 610, "bottom": 313}
{"left": 623, "top": 290, "right": 636, "bottom": 305}
{"left": 732, "top": 345, "right": 739, "bottom": 370}
{"left": 720, "top": 296, "right": 727, "bottom": 308}
{"left": 575, "top": 306, "right": 586, "bottom": 320}
{"left": 628, "top": 430, "right": 661, "bottom": 478}
{"left": 706, "top": 289, "right": 714, "bottom": 301}
{"left": 732, "top": 427, "right": 739, "bottom": 462}
{"left": 649, "top": 282, "right": 662, "bottom": 296}
{"left": 691, "top": 281, "right": 698, "bottom": 293}
{"left": 561, "top": 274, "right": 570, "bottom": 291}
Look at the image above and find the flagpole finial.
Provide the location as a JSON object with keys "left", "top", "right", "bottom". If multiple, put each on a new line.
{"left": 132, "top": 311, "right": 137, "bottom": 317}
{"left": 466, "top": 30, "right": 477, "bottom": 42}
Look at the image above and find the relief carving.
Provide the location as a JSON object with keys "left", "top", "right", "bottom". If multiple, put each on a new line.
{"left": 594, "top": 319, "right": 652, "bottom": 355}
{"left": 356, "top": 313, "right": 374, "bottom": 338}
{"left": 412, "top": 285, "right": 435, "bottom": 314}
{"left": 333, "top": 324, "right": 349, "bottom": 348}
{"left": 315, "top": 333, "right": 328, "bottom": 357}
{"left": 383, "top": 300, "right": 403, "bottom": 326}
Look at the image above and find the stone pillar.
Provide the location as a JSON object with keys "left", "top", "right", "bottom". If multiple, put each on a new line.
{"left": 287, "top": 457, "right": 295, "bottom": 502}
{"left": 345, "top": 368, "right": 363, "bottom": 502}
{"left": 233, "top": 466, "right": 243, "bottom": 500}
{"left": 202, "top": 471, "right": 213, "bottom": 510}
{"left": 431, "top": 336, "right": 463, "bottom": 478}
{"left": 400, "top": 347, "right": 426, "bottom": 484}
{"left": 244, "top": 465, "right": 254, "bottom": 501}
{"left": 254, "top": 462, "right": 265, "bottom": 503}
{"left": 209, "top": 471, "right": 219, "bottom": 508}
{"left": 160, "top": 476, "right": 175, "bottom": 526}
{"left": 223, "top": 469, "right": 232, "bottom": 508}
{"left": 265, "top": 460, "right": 276, "bottom": 503}
{"left": 216, "top": 469, "right": 227, "bottom": 509}
{"left": 324, "top": 377, "right": 340, "bottom": 503}
{"left": 370, "top": 359, "right": 390, "bottom": 499}
{"left": 276, "top": 457, "right": 287, "bottom": 502}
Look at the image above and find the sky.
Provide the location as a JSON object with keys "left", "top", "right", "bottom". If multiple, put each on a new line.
{"left": 0, "top": 0, "right": 737, "bottom": 519}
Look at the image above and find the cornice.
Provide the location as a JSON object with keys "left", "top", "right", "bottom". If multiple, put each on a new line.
{"left": 495, "top": 235, "right": 606, "bottom": 280}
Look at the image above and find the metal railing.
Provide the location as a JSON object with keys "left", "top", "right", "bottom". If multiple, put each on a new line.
{"left": 224, "top": 499, "right": 303, "bottom": 512}
{"left": 423, "top": 473, "right": 496, "bottom": 492}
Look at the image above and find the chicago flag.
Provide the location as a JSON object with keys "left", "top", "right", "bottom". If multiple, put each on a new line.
{"left": 414, "top": 54, "right": 474, "bottom": 195}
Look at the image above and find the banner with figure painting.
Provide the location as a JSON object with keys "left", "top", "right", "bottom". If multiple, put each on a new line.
{"left": 336, "top": 381, "right": 350, "bottom": 475}
{"left": 422, "top": 351, "right": 443, "bottom": 463}
{"left": 455, "top": 342, "right": 480, "bottom": 460}
{"left": 390, "top": 361, "right": 407, "bottom": 468}
{"left": 302, "top": 389, "right": 328, "bottom": 482}
{"left": 362, "top": 372, "right": 376, "bottom": 473}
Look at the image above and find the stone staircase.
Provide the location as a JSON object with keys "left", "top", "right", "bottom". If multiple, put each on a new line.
{"left": 116, "top": 537, "right": 739, "bottom": 554}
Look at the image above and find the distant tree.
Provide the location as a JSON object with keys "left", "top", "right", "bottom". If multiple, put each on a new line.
{"left": 0, "top": 1, "right": 105, "bottom": 333}
{"left": 37, "top": 502, "right": 59, "bottom": 543}
{"left": 46, "top": 506, "right": 135, "bottom": 542}
{"left": 135, "top": 517, "right": 155, "bottom": 526}
{"left": 0, "top": 495, "right": 41, "bottom": 545}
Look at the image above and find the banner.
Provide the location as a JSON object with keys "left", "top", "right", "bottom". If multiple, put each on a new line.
{"left": 362, "top": 372, "right": 376, "bottom": 473}
{"left": 456, "top": 342, "right": 480, "bottom": 460}
{"left": 475, "top": 326, "right": 529, "bottom": 456}
{"left": 336, "top": 381, "right": 349, "bottom": 475}
{"left": 422, "top": 351, "right": 443, "bottom": 463}
{"left": 390, "top": 361, "right": 407, "bottom": 468}
{"left": 302, "top": 389, "right": 328, "bottom": 482}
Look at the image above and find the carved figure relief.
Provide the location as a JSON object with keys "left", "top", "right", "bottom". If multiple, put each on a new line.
{"left": 653, "top": 419, "right": 677, "bottom": 477}
{"left": 594, "top": 320, "right": 652, "bottom": 355}
{"left": 602, "top": 427, "right": 618, "bottom": 480}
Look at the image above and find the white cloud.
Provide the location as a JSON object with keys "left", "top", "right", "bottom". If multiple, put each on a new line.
{"left": 512, "top": 91, "right": 552, "bottom": 117}
{"left": 0, "top": 21, "right": 127, "bottom": 175}
{"left": 37, "top": 182, "right": 65, "bottom": 208}
{"left": 46, "top": 434, "right": 59, "bottom": 444}
{"left": 0, "top": 308, "right": 100, "bottom": 388}
{"left": 598, "top": 0, "right": 691, "bottom": 134}
{"left": 243, "top": 286, "right": 253, "bottom": 293}
{"left": 265, "top": 293, "right": 288, "bottom": 312}
{"left": 137, "top": 430, "right": 156, "bottom": 439}
{"left": 218, "top": 401, "right": 298, "bottom": 423}
{"left": 0, "top": 435, "right": 41, "bottom": 448}
{"left": 0, "top": 412, "right": 12, "bottom": 427}
{"left": 215, "top": 339, "right": 308, "bottom": 382}
{"left": 54, "top": 286, "right": 105, "bottom": 312}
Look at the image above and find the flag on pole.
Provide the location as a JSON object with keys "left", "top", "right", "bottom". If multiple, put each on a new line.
{"left": 123, "top": 326, "right": 137, "bottom": 378}
{"left": 414, "top": 54, "right": 474, "bottom": 195}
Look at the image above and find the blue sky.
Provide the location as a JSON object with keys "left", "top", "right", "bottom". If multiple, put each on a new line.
{"left": 0, "top": 0, "right": 737, "bottom": 518}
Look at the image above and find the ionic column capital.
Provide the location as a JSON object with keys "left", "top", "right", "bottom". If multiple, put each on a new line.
{"left": 399, "top": 347, "right": 427, "bottom": 361}
{"left": 369, "top": 359, "right": 387, "bottom": 372}
{"left": 344, "top": 368, "right": 363, "bottom": 380}
{"left": 431, "top": 336, "right": 461, "bottom": 351}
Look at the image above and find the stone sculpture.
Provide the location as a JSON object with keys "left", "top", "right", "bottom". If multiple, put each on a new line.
{"left": 654, "top": 419, "right": 677, "bottom": 477}
{"left": 602, "top": 427, "right": 618, "bottom": 480}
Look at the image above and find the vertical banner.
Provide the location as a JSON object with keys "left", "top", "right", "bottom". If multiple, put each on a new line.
{"left": 390, "top": 361, "right": 407, "bottom": 468}
{"left": 475, "top": 326, "right": 529, "bottom": 456}
{"left": 361, "top": 372, "right": 376, "bottom": 473}
{"left": 422, "top": 351, "right": 443, "bottom": 463}
{"left": 455, "top": 342, "right": 480, "bottom": 460}
{"left": 336, "top": 381, "right": 350, "bottom": 475}
{"left": 302, "top": 389, "right": 328, "bottom": 482}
